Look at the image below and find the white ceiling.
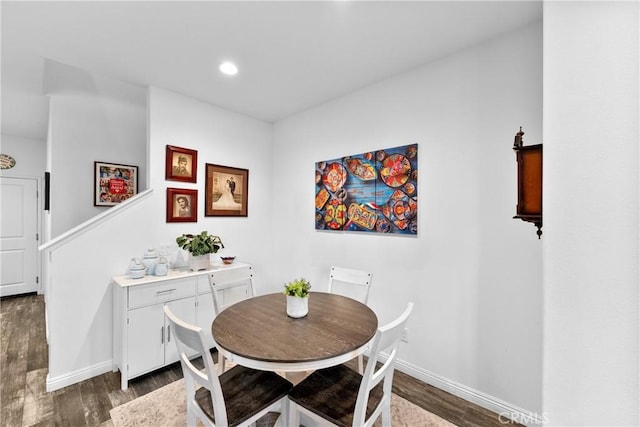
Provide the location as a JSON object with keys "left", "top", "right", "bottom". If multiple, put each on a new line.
{"left": 1, "top": 1, "right": 542, "bottom": 141}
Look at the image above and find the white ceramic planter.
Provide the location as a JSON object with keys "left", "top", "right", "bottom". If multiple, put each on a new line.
{"left": 286, "top": 295, "right": 309, "bottom": 318}
{"left": 189, "top": 254, "right": 210, "bottom": 271}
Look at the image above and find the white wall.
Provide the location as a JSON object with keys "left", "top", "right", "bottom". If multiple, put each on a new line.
{"left": 45, "top": 192, "right": 156, "bottom": 389}
{"left": 147, "top": 87, "right": 276, "bottom": 292}
{"left": 0, "top": 134, "right": 46, "bottom": 178}
{"left": 45, "top": 61, "right": 147, "bottom": 237}
{"left": 543, "top": 2, "right": 639, "bottom": 425}
{"left": 273, "top": 22, "right": 543, "bottom": 414}
{"left": 43, "top": 85, "right": 274, "bottom": 389}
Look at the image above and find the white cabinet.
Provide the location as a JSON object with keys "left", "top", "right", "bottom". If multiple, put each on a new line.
{"left": 113, "top": 262, "right": 251, "bottom": 390}
{"left": 126, "top": 296, "right": 196, "bottom": 379}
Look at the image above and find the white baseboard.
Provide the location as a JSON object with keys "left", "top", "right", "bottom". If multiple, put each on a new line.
{"left": 46, "top": 360, "right": 113, "bottom": 392}
{"left": 393, "top": 357, "right": 546, "bottom": 426}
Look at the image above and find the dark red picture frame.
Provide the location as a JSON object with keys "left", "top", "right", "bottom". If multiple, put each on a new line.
{"left": 166, "top": 145, "right": 197, "bottom": 183}
{"left": 166, "top": 188, "right": 198, "bottom": 223}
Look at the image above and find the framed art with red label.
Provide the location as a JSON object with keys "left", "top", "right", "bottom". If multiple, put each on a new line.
{"left": 94, "top": 161, "right": 139, "bottom": 206}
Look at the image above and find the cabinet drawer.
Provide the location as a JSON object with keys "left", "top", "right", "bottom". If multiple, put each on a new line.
{"left": 128, "top": 279, "right": 195, "bottom": 309}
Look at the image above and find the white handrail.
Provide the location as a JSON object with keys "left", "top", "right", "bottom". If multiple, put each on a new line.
{"left": 39, "top": 189, "right": 154, "bottom": 253}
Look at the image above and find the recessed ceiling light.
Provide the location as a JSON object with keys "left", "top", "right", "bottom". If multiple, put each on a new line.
{"left": 219, "top": 62, "right": 238, "bottom": 76}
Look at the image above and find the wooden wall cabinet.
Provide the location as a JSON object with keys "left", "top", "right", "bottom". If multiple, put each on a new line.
{"left": 513, "top": 127, "right": 542, "bottom": 238}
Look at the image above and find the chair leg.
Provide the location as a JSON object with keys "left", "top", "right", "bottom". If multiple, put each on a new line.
{"left": 274, "top": 397, "right": 289, "bottom": 427}
{"left": 186, "top": 403, "right": 198, "bottom": 427}
{"left": 288, "top": 399, "right": 301, "bottom": 427}
{"left": 381, "top": 400, "right": 391, "bottom": 427}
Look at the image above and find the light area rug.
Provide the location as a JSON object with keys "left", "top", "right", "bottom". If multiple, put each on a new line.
{"left": 109, "top": 378, "right": 456, "bottom": 427}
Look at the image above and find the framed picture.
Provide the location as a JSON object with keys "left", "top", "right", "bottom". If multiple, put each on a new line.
{"left": 94, "top": 161, "right": 138, "bottom": 206}
{"left": 205, "top": 163, "right": 248, "bottom": 217}
{"left": 166, "top": 145, "right": 197, "bottom": 183}
{"left": 314, "top": 143, "right": 418, "bottom": 234}
{"left": 166, "top": 188, "right": 198, "bottom": 222}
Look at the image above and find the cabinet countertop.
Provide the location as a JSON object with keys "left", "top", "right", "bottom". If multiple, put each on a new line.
{"left": 113, "top": 261, "right": 250, "bottom": 288}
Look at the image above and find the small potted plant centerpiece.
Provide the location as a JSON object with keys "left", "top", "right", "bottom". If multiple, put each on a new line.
{"left": 176, "top": 231, "right": 224, "bottom": 271}
{"left": 283, "top": 278, "right": 311, "bottom": 318}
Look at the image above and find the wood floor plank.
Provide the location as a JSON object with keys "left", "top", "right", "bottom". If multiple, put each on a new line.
{"left": 1, "top": 297, "right": 30, "bottom": 424}
{"left": 3, "top": 395, "right": 27, "bottom": 427}
{"left": 104, "top": 371, "right": 138, "bottom": 409}
{"left": 79, "top": 375, "right": 113, "bottom": 426}
{"left": 26, "top": 297, "right": 47, "bottom": 372}
{"left": 22, "top": 368, "right": 54, "bottom": 426}
{"left": 52, "top": 383, "right": 86, "bottom": 426}
{"left": 460, "top": 404, "right": 521, "bottom": 427}
{"left": 128, "top": 371, "right": 165, "bottom": 398}
{"left": 391, "top": 369, "right": 468, "bottom": 425}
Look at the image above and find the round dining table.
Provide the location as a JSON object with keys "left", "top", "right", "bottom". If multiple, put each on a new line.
{"left": 211, "top": 292, "right": 378, "bottom": 372}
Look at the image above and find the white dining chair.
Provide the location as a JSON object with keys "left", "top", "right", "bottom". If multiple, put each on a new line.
{"left": 163, "top": 305, "right": 292, "bottom": 427}
{"left": 208, "top": 268, "right": 255, "bottom": 373}
{"left": 328, "top": 266, "right": 373, "bottom": 305}
{"left": 208, "top": 268, "right": 256, "bottom": 315}
{"left": 288, "top": 302, "right": 414, "bottom": 427}
{"left": 328, "top": 266, "right": 373, "bottom": 373}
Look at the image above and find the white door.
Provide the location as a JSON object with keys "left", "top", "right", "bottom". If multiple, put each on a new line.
{"left": 0, "top": 177, "right": 38, "bottom": 297}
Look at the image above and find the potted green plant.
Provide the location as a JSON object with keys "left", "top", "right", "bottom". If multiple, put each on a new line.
{"left": 283, "top": 278, "right": 311, "bottom": 318}
{"left": 176, "top": 231, "right": 224, "bottom": 271}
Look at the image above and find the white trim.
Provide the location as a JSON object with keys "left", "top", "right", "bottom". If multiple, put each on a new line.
{"left": 36, "top": 175, "right": 43, "bottom": 294}
{"left": 46, "top": 360, "right": 113, "bottom": 392}
{"left": 38, "top": 189, "right": 153, "bottom": 253}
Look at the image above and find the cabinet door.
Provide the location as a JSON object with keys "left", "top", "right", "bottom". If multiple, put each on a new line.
{"left": 196, "top": 292, "right": 216, "bottom": 349}
{"left": 164, "top": 297, "right": 197, "bottom": 364}
{"left": 127, "top": 304, "right": 165, "bottom": 379}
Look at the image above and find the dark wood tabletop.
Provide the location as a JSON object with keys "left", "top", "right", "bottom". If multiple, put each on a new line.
{"left": 211, "top": 292, "right": 378, "bottom": 371}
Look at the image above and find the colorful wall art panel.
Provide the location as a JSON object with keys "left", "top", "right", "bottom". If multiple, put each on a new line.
{"left": 315, "top": 144, "right": 418, "bottom": 234}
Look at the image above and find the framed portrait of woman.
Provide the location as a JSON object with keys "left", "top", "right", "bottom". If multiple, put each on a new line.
{"left": 205, "top": 163, "right": 248, "bottom": 217}
{"left": 166, "top": 188, "right": 198, "bottom": 222}
{"left": 166, "top": 145, "right": 197, "bottom": 183}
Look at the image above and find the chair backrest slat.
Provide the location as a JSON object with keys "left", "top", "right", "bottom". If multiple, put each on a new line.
{"left": 209, "top": 266, "right": 255, "bottom": 315}
{"left": 328, "top": 266, "right": 373, "bottom": 304}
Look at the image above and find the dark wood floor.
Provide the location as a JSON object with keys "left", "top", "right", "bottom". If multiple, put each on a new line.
{"left": 1, "top": 293, "right": 520, "bottom": 426}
